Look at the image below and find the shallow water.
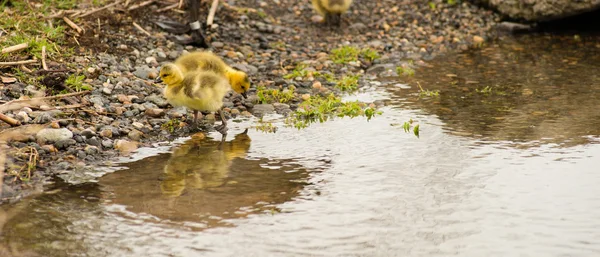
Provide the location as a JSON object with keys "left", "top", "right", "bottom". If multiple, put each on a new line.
{"left": 2, "top": 34, "right": 600, "bottom": 257}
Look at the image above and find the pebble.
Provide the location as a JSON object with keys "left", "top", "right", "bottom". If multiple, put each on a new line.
{"left": 128, "top": 129, "right": 143, "bottom": 141}
{"left": 473, "top": 35, "right": 484, "bottom": 44}
{"left": 251, "top": 104, "right": 275, "bottom": 116}
{"left": 36, "top": 128, "right": 73, "bottom": 144}
{"left": 115, "top": 139, "right": 139, "bottom": 155}
{"left": 16, "top": 111, "right": 30, "bottom": 123}
{"left": 54, "top": 139, "right": 76, "bottom": 150}
{"left": 84, "top": 145, "right": 100, "bottom": 155}
{"left": 145, "top": 108, "right": 165, "bottom": 117}
{"left": 102, "top": 139, "right": 114, "bottom": 148}
{"left": 80, "top": 129, "right": 96, "bottom": 138}
{"left": 100, "top": 129, "right": 113, "bottom": 138}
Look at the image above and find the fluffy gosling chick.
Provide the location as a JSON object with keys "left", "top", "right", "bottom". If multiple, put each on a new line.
{"left": 156, "top": 64, "right": 230, "bottom": 135}
{"left": 174, "top": 51, "right": 251, "bottom": 98}
{"left": 312, "top": 0, "right": 353, "bottom": 26}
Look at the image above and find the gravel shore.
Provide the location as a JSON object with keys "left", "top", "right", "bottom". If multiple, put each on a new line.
{"left": 0, "top": 0, "right": 500, "bottom": 203}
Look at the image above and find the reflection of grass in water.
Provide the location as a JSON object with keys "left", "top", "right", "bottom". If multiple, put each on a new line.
{"left": 417, "top": 82, "right": 439, "bottom": 98}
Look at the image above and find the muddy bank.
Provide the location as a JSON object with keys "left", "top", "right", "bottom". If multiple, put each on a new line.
{"left": 0, "top": 0, "right": 500, "bottom": 203}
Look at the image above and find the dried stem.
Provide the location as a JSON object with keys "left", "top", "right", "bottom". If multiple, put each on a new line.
{"left": 128, "top": 0, "right": 154, "bottom": 11}
{"left": 1, "top": 43, "right": 29, "bottom": 54}
{"left": 78, "top": 1, "right": 122, "bottom": 18}
{"left": 0, "top": 60, "right": 37, "bottom": 67}
{"left": 133, "top": 22, "right": 152, "bottom": 36}
{"left": 0, "top": 113, "right": 21, "bottom": 126}
{"left": 207, "top": 0, "right": 219, "bottom": 26}
{"left": 41, "top": 46, "right": 48, "bottom": 70}
{"left": 0, "top": 91, "right": 91, "bottom": 113}
{"left": 63, "top": 16, "right": 84, "bottom": 34}
{"left": 156, "top": 3, "right": 178, "bottom": 12}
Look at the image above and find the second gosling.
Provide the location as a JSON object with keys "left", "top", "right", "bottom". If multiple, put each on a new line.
{"left": 311, "top": 0, "right": 353, "bottom": 26}
{"left": 156, "top": 64, "right": 230, "bottom": 135}
{"left": 174, "top": 51, "right": 251, "bottom": 98}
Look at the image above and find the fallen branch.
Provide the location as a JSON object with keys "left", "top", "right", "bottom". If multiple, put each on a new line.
{"left": 78, "top": 1, "right": 122, "bottom": 18}
{"left": 207, "top": 0, "right": 219, "bottom": 26}
{"left": 1, "top": 43, "right": 29, "bottom": 54}
{"left": 0, "top": 60, "right": 37, "bottom": 67}
{"left": 128, "top": 0, "right": 154, "bottom": 11}
{"left": 0, "top": 91, "right": 91, "bottom": 113}
{"left": 0, "top": 113, "right": 21, "bottom": 127}
{"left": 156, "top": 3, "right": 178, "bottom": 12}
{"left": 179, "top": 0, "right": 184, "bottom": 9}
{"left": 19, "top": 65, "right": 33, "bottom": 73}
{"left": 41, "top": 46, "right": 48, "bottom": 70}
{"left": 63, "top": 17, "right": 84, "bottom": 34}
{"left": 133, "top": 22, "right": 152, "bottom": 37}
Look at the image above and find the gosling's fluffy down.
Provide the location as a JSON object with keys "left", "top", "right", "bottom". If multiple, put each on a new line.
{"left": 157, "top": 64, "right": 230, "bottom": 135}
{"left": 173, "top": 51, "right": 251, "bottom": 98}
{"left": 163, "top": 70, "right": 229, "bottom": 113}
{"left": 312, "top": 0, "right": 353, "bottom": 25}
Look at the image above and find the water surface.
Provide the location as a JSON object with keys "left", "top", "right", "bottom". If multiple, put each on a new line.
{"left": 1, "top": 33, "right": 600, "bottom": 257}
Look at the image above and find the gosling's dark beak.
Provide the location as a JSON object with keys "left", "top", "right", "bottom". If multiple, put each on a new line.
{"left": 154, "top": 76, "right": 163, "bottom": 83}
{"left": 241, "top": 91, "right": 248, "bottom": 98}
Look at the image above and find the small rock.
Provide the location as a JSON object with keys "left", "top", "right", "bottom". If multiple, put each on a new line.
{"left": 251, "top": 104, "right": 275, "bottom": 116}
{"left": 102, "top": 139, "right": 114, "bottom": 148}
{"left": 311, "top": 15, "right": 324, "bottom": 23}
{"left": 41, "top": 145, "right": 58, "bottom": 153}
{"left": 145, "top": 94, "right": 169, "bottom": 107}
{"left": 80, "top": 129, "right": 96, "bottom": 138}
{"left": 54, "top": 139, "right": 76, "bottom": 150}
{"left": 473, "top": 36, "right": 484, "bottom": 44}
{"left": 128, "top": 129, "right": 143, "bottom": 141}
{"left": 240, "top": 111, "right": 253, "bottom": 117}
{"left": 36, "top": 128, "right": 73, "bottom": 144}
{"left": 230, "top": 109, "right": 240, "bottom": 117}
{"left": 114, "top": 139, "right": 139, "bottom": 155}
{"left": 133, "top": 66, "right": 156, "bottom": 79}
{"left": 33, "top": 112, "right": 55, "bottom": 124}
{"left": 117, "top": 94, "right": 131, "bottom": 104}
{"left": 99, "top": 129, "right": 113, "bottom": 138}
{"left": 16, "top": 111, "right": 31, "bottom": 123}
{"left": 145, "top": 108, "right": 165, "bottom": 117}
{"left": 301, "top": 94, "right": 311, "bottom": 101}
{"left": 84, "top": 145, "right": 99, "bottom": 155}
{"left": 132, "top": 122, "right": 144, "bottom": 129}
{"left": 312, "top": 81, "right": 322, "bottom": 89}
{"left": 145, "top": 56, "right": 158, "bottom": 66}
{"left": 212, "top": 42, "right": 224, "bottom": 48}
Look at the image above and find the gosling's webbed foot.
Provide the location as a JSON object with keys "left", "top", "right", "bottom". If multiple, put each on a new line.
{"left": 214, "top": 123, "right": 228, "bottom": 136}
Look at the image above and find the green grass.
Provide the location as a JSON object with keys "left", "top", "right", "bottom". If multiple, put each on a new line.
{"left": 417, "top": 82, "right": 439, "bottom": 98}
{"left": 256, "top": 86, "right": 295, "bottom": 104}
{"left": 283, "top": 63, "right": 308, "bottom": 79}
{"left": 330, "top": 46, "right": 360, "bottom": 64}
{"left": 285, "top": 94, "right": 381, "bottom": 129}
{"left": 65, "top": 74, "right": 92, "bottom": 92}
{"left": 335, "top": 74, "right": 360, "bottom": 92}
{"left": 254, "top": 118, "right": 277, "bottom": 133}
{"left": 360, "top": 48, "right": 380, "bottom": 62}
{"left": 396, "top": 66, "right": 415, "bottom": 76}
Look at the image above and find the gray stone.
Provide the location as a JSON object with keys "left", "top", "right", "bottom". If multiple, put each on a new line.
{"left": 84, "top": 145, "right": 99, "bottom": 155}
{"left": 251, "top": 104, "right": 275, "bottom": 116}
{"left": 102, "top": 139, "right": 114, "bottom": 148}
{"left": 36, "top": 128, "right": 73, "bottom": 143}
{"left": 145, "top": 94, "right": 169, "bottom": 107}
{"left": 54, "top": 139, "right": 76, "bottom": 150}
{"left": 89, "top": 95, "right": 105, "bottom": 107}
{"left": 133, "top": 66, "right": 156, "bottom": 79}
{"left": 80, "top": 129, "right": 96, "bottom": 138}
{"left": 128, "top": 130, "right": 143, "bottom": 141}
{"left": 480, "top": 0, "right": 600, "bottom": 21}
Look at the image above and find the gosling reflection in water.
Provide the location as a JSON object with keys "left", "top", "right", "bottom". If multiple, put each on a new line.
{"left": 160, "top": 129, "right": 251, "bottom": 197}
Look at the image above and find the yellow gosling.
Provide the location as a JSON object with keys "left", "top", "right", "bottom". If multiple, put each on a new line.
{"left": 311, "top": 0, "right": 353, "bottom": 26}
{"left": 156, "top": 64, "right": 230, "bottom": 135}
{"left": 174, "top": 51, "right": 251, "bottom": 98}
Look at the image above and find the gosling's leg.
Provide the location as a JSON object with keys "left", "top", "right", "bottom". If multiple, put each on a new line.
{"left": 193, "top": 110, "right": 199, "bottom": 123}
{"left": 214, "top": 110, "right": 228, "bottom": 136}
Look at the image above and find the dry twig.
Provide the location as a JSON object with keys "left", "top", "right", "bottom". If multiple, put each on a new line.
{"left": 41, "top": 46, "right": 48, "bottom": 70}
{"left": 156, "top": 3, "right": 178, "bottom": 12}
{"left": 0, "top": 91, "right": 91, "bottom": 113}
{"left": 0, "top": 60, "right": 37, "bottom": 67}
{"left": 0, "top": 113, "right": 21, "bottom": 127}
{"left": 128, "top": 0, "right": 154, "bottom": 11}
{"left": 133, "top": 22, "right": 152, "bottom": 36}
{"left": 63, "top": 17, "right": 84, "bottom": 34}
{"left": 78, "top": 1, "right": 122, "bottom": 18}
{"left": 1, "top": 43, "right": 29, "bottom": 54}
{"left": 207, "top": 0, "right": 219, "bottom": 26}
